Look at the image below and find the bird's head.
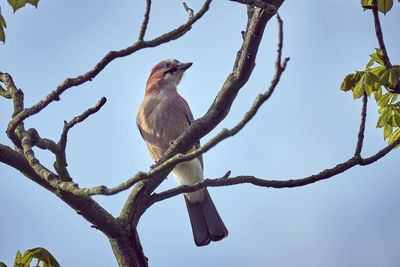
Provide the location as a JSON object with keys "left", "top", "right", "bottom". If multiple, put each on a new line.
{"left": 146, "top": 59, "right": 193, "bottom": 91}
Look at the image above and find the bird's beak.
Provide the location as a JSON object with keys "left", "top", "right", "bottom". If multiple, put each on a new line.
{"left": 176, "top": 62, "right": 193, "bottom": 71}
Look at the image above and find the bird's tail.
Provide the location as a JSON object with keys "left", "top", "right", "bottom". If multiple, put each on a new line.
{"left": 184, "top": 188, "right": 228, "bottom": 246}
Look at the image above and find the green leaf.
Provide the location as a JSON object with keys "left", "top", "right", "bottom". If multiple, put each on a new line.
{"left": 0, "top": 7, "right": 6, "bottom": 28}
{"left": 370, "top": 65, "right": 386, "bottom": 76}
{"left": 341, "top": 74, "right": 356, "bottom": 92}
{"left": 369, "top": 53, "right": 383, "bottom": 65}
{"left": 378, "top": 106, "right": 388, "bottom": 114}
{"left": 374, "top": 87, "right": 383, "bottom": 101}
{"left": 379, "top": 69, "right": 390, "bottom": 84}
{"left": 377, "top": 92, "right": 392, "bottom": 107}
{"left": 377, "top": 0, "right": 393, "bottom": 14}
{"left": 364, "top": 71, "right": 380, "bottom": 86}
{"left": 366, "top": 58, "right": 375, "bottom": 69}
{"left": 394, "top": 113, "right": 400, "bottom": 127}
{"left": 361, "top": 0, "right": 371, "bottom": 9}
{"left": 384, "top": 123, "right": 393, "bottom": 139}
{"left": 20, "top": 248, "right": 60, "bottom": 267}
{"left": 388, "top": 127, "right": 400, "bottom": 148}
{"left": 7, "top": 0, "right": 39, "bottom": 12}
{"left": 14, "top": 250, "right": 23, "bottom": 266}
{"left": 27, "top": 0, "right": 39, "bottom": 8}
{"left": 0, "top": 7, "right": 6, "bottom": 43}
{"left": 0, "top": 24, "right": 5, "bottom": 43}
{"left": 377, "top": 108, "right": 392, "bottom": 127}
{"left": 7, "top": 0, "right": 27, "bottom": 12}
{"left": 388, "top": 68, "right": 399, "bottom": 86}
{"left": 353, "top": 74, "right": 366, "bottom": 98}
{"left": 389, "top": 93, "right": 398, "bottom": 104}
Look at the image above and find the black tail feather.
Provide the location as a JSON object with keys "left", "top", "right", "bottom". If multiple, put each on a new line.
{"left": 184, "top": 189, "right": 228, "bottom": 246}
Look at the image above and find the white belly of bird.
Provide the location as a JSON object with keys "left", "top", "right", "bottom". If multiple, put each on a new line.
{"left": 171, "top": 158, "right": 205, "bottom": 203}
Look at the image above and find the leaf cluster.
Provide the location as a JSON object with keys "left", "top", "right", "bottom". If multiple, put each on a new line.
{"left": 361, "top": 0, "right": 399, "bottom": 14}
{"left": 0, "top": 0, "right": 39, "bottom": 43}
{"left": 341, "top": 48, "right": 400, "bottom": 148}
{"left": 0, "top": 247, "right": 59, "bottom": 267}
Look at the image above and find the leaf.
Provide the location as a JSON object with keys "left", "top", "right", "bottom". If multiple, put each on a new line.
{"left": 377, "top": 92, "right": 392, "bottom": 107}
{"left": 378, "top": 106, "right": 388, "bottom": 114}
{"left": 379, "top": 69, "right": 390, "bottom": 84}
{"left": 377, "top": 0, "right": 393, "bottom": 14}
{"left": 27, "top": 0, "right": 39, "bottom": 8}
{"left": 361, "top": 0, "right": 371, "bottom": 9}
{"left": 0, "top": 7, "right": 6, "bottom": 43}
{"left": 374, "top": 87, "right": 383, "bottom": 101}
{"left": 13, "top": 250, "right": 23, "bottom": 266}
{"left": 388, "top": 127, "right": 400, "bottom": 148}
{"left": 353, "top": 74, "right": 366, "bottom": 98}
{"left": 377, "top": 108, "right": 392, "bottom": 127}
{"left": 7, "top": 0, "right": 27, "bottom": 12}
{"left": 364, "top": 71, "right": 380, "bottom": 86}
{"left": 20, "top": 247, "right": 60, "bottom": 267}
{"left": 7, "top": 0, "right": 39, "bottom": 12}
{"left": 366, "top": 58, "right": 375, "bottom": 69}
{"left": 0, "top": 7, "right": 6, "bottom": 28}
{"left": 388, "top": 68, "right": 399, "bottom": 86}
{"left": 341, "top": 74, "right": 356, "bottom": 92}
{"left": 370, "top": 49, "right": 384, "bottom": 65}
{"left": 394, "top": 113, "right": 400, "bottom": 127}
{"left": 384, "top": 123, "right": 393, "bottom": 139}
{"left": 389, "top": 93, "right": 398, "bottom": 104}
{"left": 0, "top": 24, "right": 5, "bottom": 43}
{"left": 370, "top": 65, "right": 386, "bottom": 76}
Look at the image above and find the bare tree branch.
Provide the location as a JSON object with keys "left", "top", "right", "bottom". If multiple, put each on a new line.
{"left": 360, "top": 134, "right": 400, "bottom": 165}
{"left": 149, "top": 134, "right": 400, "bottom": 204}
{"left": 354, "top": 92, "right": 368, "bottom": 156}
{"left": 6, "top": 0, "right": 212, "bottom": 147}
{"left": 371, "top": 0, "right": 391, "bottom": 69}
{"left": 371, "top": 0, "right": 399, "bottom": 94}
{"left": 0, "top": 71, "right": 25, "bottom": 147}
{"left": 0, "top": 83, "right": 11, "bottom": 98}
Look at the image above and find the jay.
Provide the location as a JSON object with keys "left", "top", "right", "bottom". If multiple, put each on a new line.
{"left": 136, "top": 59, "right": 228, "bottom": 246}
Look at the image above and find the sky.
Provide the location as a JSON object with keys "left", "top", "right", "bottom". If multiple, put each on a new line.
{"left": 1, "top": 0, "right": 399, "bottom": 266}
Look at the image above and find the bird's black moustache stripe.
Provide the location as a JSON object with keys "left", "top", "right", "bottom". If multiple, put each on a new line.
{"left": 163, "top": 66, "right": 178, "bottom": 75}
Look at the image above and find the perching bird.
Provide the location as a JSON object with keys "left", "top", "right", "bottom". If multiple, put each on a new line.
{"left": 136, "top": 59, "right": 228, "bottom": 246}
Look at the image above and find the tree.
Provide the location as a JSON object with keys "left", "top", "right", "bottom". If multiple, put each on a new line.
{"left": 2, "top": 0, "right": 400, "bottom": 266}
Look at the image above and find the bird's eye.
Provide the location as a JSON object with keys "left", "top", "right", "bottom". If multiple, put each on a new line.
{"left": 165, "top": 62, "right": 172, "bottom": 68}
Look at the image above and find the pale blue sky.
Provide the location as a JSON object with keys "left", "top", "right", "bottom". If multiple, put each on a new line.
{"left": 1, "top": 1, "right": 399, "bottom": 266}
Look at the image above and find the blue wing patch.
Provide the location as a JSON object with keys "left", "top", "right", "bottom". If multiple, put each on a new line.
{"left": 186, "top": 113, "right": 194, "bottom": 125}
{"left": 186, "top": 113, "right": 200, "bottom": 147}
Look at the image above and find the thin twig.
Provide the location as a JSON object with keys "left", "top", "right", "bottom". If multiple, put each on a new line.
{"left": 54, "top": 97, "right": 107, "bottom": 181}
{"left": 138, "top": 0, "right": 151, "bottom": 42}
{"left": 183, "top": 2, "right": 194, "bottom": 18}
{"left": 354, "top": 92, "right": 368, "bottom": 156}
{"left": 60, "top": 97, "right": 107, "bottom": 146}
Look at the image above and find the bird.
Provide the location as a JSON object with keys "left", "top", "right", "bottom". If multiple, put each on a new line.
{"left": 136, "top": 59, "right": 228, "bottom": 246}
